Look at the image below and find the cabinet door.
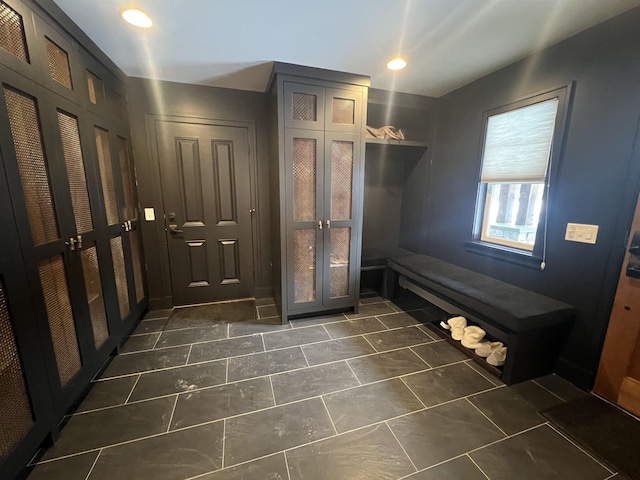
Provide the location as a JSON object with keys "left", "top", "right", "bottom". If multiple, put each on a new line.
{"left": 285, "top": 129, "right": 325, "bottom": 310}
{"left": 325, "top": 87, "right": 363, "bottom": 134}
{"left": 284, "top": 82, "right": 325, "bottom": 131}
{"left": 322, "top": 132, "right": 362, "bottom": 307}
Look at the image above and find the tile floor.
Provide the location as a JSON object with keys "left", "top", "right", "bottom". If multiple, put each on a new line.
{"left": 27, "top": 296, "right": 626, "bottom": 480}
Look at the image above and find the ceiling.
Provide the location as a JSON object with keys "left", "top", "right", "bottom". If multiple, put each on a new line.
{"left": 51, "top": 0, "right": 640, "bottom": 97}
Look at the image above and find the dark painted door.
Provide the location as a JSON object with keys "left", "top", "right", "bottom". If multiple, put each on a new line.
{"left": 156, "top": 120, "right": 254, "bottom": 305}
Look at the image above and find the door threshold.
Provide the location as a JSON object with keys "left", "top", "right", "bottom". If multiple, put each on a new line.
{"left": 174, "top": 297, "right": 255, "bottom": 309}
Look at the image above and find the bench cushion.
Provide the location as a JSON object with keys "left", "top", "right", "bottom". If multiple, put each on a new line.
{"left": 361, "top": 246, "right": 413, "bottom": 268}
{"left": 388, "top": 254, "right": 575, "bottom": 333}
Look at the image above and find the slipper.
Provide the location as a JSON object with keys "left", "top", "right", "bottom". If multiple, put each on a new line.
{"left": 461, "top": 326, "right": 486, "bottom": 349}
{"left": 447, "top": 316, "right": 467, "bottom": 340}
{"left": 475, "top": 341, "right": 504, "bottom": 358}
{"left": 487, "top": 346, "right": 507, "bottom": 366}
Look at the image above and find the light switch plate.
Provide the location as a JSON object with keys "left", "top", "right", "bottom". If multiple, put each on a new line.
{"left": 144, "top": 208, "right": 155, "bottom": 221}
{"left": 565, "top": 223, "right": 599, "bottom": 244}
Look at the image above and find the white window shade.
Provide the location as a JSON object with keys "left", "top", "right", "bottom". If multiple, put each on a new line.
{"left": 480, "top": 98, "right": 559, "bottom": 183}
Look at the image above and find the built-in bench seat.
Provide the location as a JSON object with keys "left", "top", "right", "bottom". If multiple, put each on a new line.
{"left": 385, "top": 254, "right": 576, "bottom": 385}
{"left": 361, "top": 246, "right": 413, "bottom": 270}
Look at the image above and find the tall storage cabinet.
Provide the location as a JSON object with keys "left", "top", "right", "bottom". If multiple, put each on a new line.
{"left": 269, "top": 64, "right": 370, "bottom": 322}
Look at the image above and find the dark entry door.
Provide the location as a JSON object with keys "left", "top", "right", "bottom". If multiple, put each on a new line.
{"left": 156, "top": 120, "right": 254, "bottom": 305}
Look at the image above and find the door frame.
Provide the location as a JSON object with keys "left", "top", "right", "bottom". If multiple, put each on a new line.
{"left": 145, "top": 115, "right": 260, "bottom": 307}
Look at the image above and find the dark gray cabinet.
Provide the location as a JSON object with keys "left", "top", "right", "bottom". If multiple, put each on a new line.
{"left": 269, "top": 65, "right": 369, "bottom": 322}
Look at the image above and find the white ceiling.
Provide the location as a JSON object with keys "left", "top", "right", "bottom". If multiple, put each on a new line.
{"left": 52, "top": 0, "right": 640, "bottom": 97}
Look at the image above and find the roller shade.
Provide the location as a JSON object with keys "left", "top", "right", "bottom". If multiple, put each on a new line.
{"left": 480, "top": 98, "right": 559, "bottom": 183}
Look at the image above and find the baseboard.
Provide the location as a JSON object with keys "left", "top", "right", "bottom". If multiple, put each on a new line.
{"left": 555, "top": 357, "right": 595, "bottom": 391}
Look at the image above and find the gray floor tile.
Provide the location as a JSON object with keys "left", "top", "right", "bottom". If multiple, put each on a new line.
{"left": 227, "top": 347, "right": 307, "bottom": 382}
{"left": 347, "top": 348, "right": 428, "bottom": 383}
{"left": 358, "top": 295, "right": 386, "bottom": 305}
{"left": 388, "top": 399, "right": 504, "bottom": 470}
{"left": 534, "top": 374, "right": 587, "bottom": 402}
{"left": 120, "top": 333, "right": 160, "bottom": 353}
{"left": 101, "top": 346, "right": 190, "bottom": 378}
{"left": 76, "top": 376, "right": 137, "bottom": 413}
{"left": 346, "top": 302, "right": 396, "bottom": 319}
{"left": 411, "top": 341, "right": 470, "bottom": 367}
{"left": 224, "top": 397, "right": 335, "bottom": 467}
{"left": 165, "top": 301, "right": 255, "bottom": 330}
{"left": 405, "top": 456, "right": 487, "bottom": 480}
{"left": 197, "top": 453, "right": 288, "bottom": 480}
{"left": 323, "top": 317, "right": 388, "bottom": 339}
{"left": 365, "top": 326, "right": 433, "bottom": 352}
{"left": 402, "top": 362, "right": 495, "bottom": 407}
{"left": 286, "top": 423, "right": 415, "bottom": 480}
{"left": 228, "top": 319, "right": 290, "bottom": 337}
{"left": 263, "top": 325, "right": 331, "bottom": 350}
{"left": 289, "top": 313, "right": 347, "bottom": 328}
{"left": 271, "top": 361, "right": 359, "bottom": 404}
{"left": 41, "top": 397, "right": 176, "bottom": 460}
{"left": 170, "top": 377, "right": 274, "bottom": 430}
{"left": 302, "top": 336, "right": 376, "bottom": 365}
{"left": 510, "top": 380, "right": 565, "bottom": 411}
{"left": 132, "top": 318, "right": 167, "bottom": 335}
{"left": 468, "top": 385, "right": 547, "bottom": 435}
{"left": 143, "top": 309, "right": 174, "bottom": 320}
{"left": 257, "top": 305, "right": 278, "bottom": 319}
{"left": 128, "top": 360, "right": 227, "bottom": 402}
{"left": 88, "top": 422, "right": 223, "bottom": 480}
{"left": 377, "top": 310, "right": 432, "bottom": 329}
{"left": 465, "top": 360, "right": 504, "bottom": 386}
{"left": 155, "top": 324, "right": 228, "bottom": 349}
{"left": 323, "top": 378, "right": 424, "bottom": 433}
{"left": 188, "top": 335, "right": 264, "bottom": 363}
{"left": 28, "top": 451, "right": 99, "bottom": 480}
{"left": 470, "top": 425, "right": 611, "bottom": 480}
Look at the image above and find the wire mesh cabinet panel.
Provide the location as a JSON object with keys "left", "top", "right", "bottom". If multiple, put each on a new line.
{"left": 276, "top": 72, "right": 368, "bottom": 322}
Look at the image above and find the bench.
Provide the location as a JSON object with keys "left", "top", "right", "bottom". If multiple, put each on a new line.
{"left": 360, "top": 246, "right": 413, "bottom": 294}
{"left": 385, "top": 254, "right": 576, "bottom": 385}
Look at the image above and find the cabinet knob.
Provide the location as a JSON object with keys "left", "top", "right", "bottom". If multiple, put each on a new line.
{"left": 318, "top": 220, "right": 323, "bottom": 230}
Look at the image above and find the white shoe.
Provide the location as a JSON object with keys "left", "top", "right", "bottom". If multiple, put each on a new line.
{"left": 475, "top": 341, "right": 504, "bottom": 358}
{"left": 461, "top": 326, "right": 486, "bottom": 349}
{"left": 440, "top": 321, "right": 450, "bottom": 330}
{"left": 487, "top": 346, "right": 507, "bottom": 366}
{"left": 447, "top": 316, "right": 467, "bottom": 341}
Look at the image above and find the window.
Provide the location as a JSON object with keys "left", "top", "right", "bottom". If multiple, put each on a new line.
{"left": 472, "top": 86, "right": 571, "bottom": 260}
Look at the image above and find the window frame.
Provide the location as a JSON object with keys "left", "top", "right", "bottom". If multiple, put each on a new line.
{"left": 467, "top": 83, "right": 574, "bottom": 267}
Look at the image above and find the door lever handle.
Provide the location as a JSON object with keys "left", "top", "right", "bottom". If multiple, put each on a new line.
{"left": 168, "top": 224, "right": 184, "bottom": 234}
{"left": 326, "top": 220, "right": 331, "bottom": 228}
{"left": 318, "top": 220, "right": 323, "bottom": 230}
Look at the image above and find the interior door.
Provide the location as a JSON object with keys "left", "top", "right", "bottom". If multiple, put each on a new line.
{"left": 157, "top": 120, "right": 254, "bottom": 305}
{"left": 595, "top": 193, "right": 640, "bottom": 416}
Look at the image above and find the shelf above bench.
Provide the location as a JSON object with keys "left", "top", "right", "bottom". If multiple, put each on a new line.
{"left": 365, "top": 138, "right": 428, "bottom": 148}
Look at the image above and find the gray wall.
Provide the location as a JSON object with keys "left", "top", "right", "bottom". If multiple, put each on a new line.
{"left": 127, "top": 78, "right": 272, "bottom": 308}
{"left": 403, "top": 8, "right": 640, "bottom": 388}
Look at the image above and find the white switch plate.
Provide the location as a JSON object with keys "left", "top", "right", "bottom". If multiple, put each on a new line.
{"left": 144, "top": 208, "right": 155, "bottom": 221}
{"left": 565, "top": 223, "right": 599, "bottom": 244}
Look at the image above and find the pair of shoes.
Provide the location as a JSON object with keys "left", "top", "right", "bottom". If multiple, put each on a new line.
{"left": 461, "top": 326, "right": 486, "bottom": 349}
{"left": 446, "top": 316, "right": 467, "bottom": 340}
{"left": 487, "top": 346, "right": 508, "bottom": 366}
{"left": 475, "top": 341, "right": 504, "bottom": 358}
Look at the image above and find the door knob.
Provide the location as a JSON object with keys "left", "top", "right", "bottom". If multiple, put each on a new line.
{"left": 168, "top": 224, "right": 184, "bottom": 234}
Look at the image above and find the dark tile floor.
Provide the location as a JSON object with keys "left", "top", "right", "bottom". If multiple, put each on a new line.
{"left": 27, "top": 297, "right": 624, "bottom": 480}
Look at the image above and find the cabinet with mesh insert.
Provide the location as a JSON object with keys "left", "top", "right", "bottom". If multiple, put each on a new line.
{"left": 269, "top": 64, "right": 370, "bottom": 322}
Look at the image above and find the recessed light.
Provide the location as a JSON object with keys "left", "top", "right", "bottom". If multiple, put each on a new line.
{"left": 121, "top": 9, "right": 153, "bottom": 28}
{"left": 387, "top": 57, "right": 407, "bottom": 71}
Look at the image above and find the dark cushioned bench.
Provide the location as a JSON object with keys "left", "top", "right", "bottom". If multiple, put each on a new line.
{"left": 385, "top": 254, "right": 575, "bottom": 385}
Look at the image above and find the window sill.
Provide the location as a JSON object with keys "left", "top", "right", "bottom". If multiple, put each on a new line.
{"left": 465, "top": 240, "right": 544, "bottom": 270}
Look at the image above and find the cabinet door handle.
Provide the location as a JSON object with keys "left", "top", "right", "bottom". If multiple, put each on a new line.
{"left": 318, "top": 220, "right": 323, "bottom": 230}
{"left": 326, "top": 220, "right": 331, "bottom": 228}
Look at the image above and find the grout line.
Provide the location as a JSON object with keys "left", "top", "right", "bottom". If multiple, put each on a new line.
{"left": 186, "top": 344, "right": 194, "bottom": 365}
{"left": 225, "top": 358, "right": 229, "bottom": 384}
{"left": 221, "top": 419, "right": 226, "bottom": 469}
{"left": 399, "top": 376, "right": 427, "bottom": 409}
{"left": 299, "top": 345, "right": 311, "bottom": 368}
{"left": 408, "top": 345, "right": 431, "bottom": 367}
{"left": 83, "top": 448, "right": 102, "bottom": 480}
{"left": 361, "top": 334, "right": 378, "bottom": 352}
{"left": 531, "top": 378, "right": 566, "bottom": 402}
{"left": 545, "top": 422, "right": 616, "bottom": 474}
{"left": 320, "top": 396, "right": 339, "bottom": 436}
{"left": 283, "top": 452, "right": 292, "bottom": 480}
{"left": 467, "top": 454, "right": 491, "bottom": 479}
{"left": 260, "top": 333, "right": 267, "bottom": 352}
{"left": 268, "top": 376, "right": 277, "bottom": 406}
{"left": 465, "top": 398, "right": 509, "bottom": 437}
{"left": 345, "top": 361, "right": 362, "bottom": 386}
{"left": 166, "top": 395, "right": 179, "bottom": 433}
{"left": 385, "top": 420, "right": 418, "bottom": 473}
{"left": 124, "top": 374, "right": 141, "bottom": 404}
{"left": 151, "top": 332, "right": 162, "bottom": 349}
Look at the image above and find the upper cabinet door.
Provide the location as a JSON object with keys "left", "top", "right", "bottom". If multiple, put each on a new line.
{"left": 284, "top": 82, "right": 325, "bottom": 130}
{"left": 325, "top": 87, "right": 362, "bottom": 134}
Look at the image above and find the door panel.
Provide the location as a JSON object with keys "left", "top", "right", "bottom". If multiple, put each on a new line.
{"left": 157, "top": 121, "right": 254, "bottom": 305}
{"left": 284, "top": 82, "right": 325, "bottom": 130}
{"left": 595, "top": 194, "right": 640, "bottom": 416}
{"left": 324, "top": 87, "right": 363, "bottom": 134}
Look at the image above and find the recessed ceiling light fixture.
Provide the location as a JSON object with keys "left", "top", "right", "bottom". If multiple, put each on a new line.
{"left": 387, "top": 57, "right": 407, "bottom": 71}
{"left": 121, "top": 8, "right": 153, "bottom": 28}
